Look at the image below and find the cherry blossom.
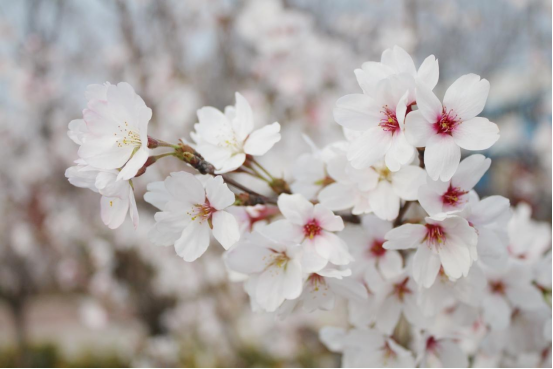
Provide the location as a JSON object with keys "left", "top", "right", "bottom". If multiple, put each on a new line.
{"left": 418, "top": 154, "right": 491, "bottom": 219}
{"left": 77, "top": 82, "right": 152, "bottom": 181}
{"left": 192, "top": 92, "right": 281, "bottom": 173}
{"left": 405, "top": 75, "right": 500, "bottom": 181}
{"left": 145, "top": 172, "right": 240, "bottom": 261}
{"left": 224, "top": 230, "right": 303, "bottom": 312}
{"left": 384, "top": 217, "right": 478, "bottom": 288}
{"left": 415, "top": 332, "right": 469, "bottom": 368}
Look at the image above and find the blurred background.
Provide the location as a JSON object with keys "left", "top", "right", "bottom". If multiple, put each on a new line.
{"left": 0, "top": 0, "right": 550, "bottom": 367}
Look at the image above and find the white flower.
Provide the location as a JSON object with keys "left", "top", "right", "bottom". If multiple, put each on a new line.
{"left": 77, "top": 82, "right": 152, "bottom": 181}
{"left": 354, "top": 45, "right": 439, "bottom": 99}
{"left": 224, "top": 230, "right": 303, "bottom": 312}
{"left": 369, "top": 269, "right": 427, "bottom": 334}
{"left": 265, "top": 193, "right": 353, "bottom": 272}
{"left": 145, "top": 172, "right": 240, "bottom": 262}
{"left": 507, "top": 202, "right": 551, "bottom": 262}
{"left": 335, "top": 75, "right": 417, "bottom": 171}
{"left": 415, "top": 333, "right": 469, "bottom": 368}
{"left": 458, "top": 192, "right": 511, "bottom": 268}
{"left": 320, "top": 326, "right": 416, "bottom": 367}
{"left": 341, "top": 215, "right": 403, "bottom": 279}
{"left": 384, "top": 216, "right": 478, "bottom": 288}
{"left": 481, "top": 259, "right": 546, "bottom": 330}
{"left": 418, "top": 154, "right": 491, "bottom": 220}
{"left": 405, "top": 74, "right": 499, "bottom": 181}
{"left": 276, "top": 266, "right": 367, "bottom": 317}
{"left": 192, "top": 92, "right": 281, "bottom": 173}
{"left": 318, "top": 145, "right": 426, "bottom": 219}
{"left": 65, "top": 161, "right": 138, "bottom": 229}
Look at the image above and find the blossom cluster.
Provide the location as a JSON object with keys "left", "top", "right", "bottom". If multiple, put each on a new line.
{"left": 66, "top": 46, "right": 551, "bottom": 367}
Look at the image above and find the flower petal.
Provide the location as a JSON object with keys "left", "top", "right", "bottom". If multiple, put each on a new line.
{"left": 404, "top": 110, "right": 434, "bottom": 147}
{"left": 243, "top": 122, "right": 281, "bottom": 156}
{"left": 452, "top": 117, "right": 499, "bottom": 151}
{"left": 384, "top": 224, "right": 427, "bottom": 250}
{"left": 424, "top": 134, "right": 461, "bottom": 181}
{"left": 211, "top": 211, "right": 240, "bottom": 249}
{"left": 117, "top": 147, "right": 149, "bottom": 181}
{"left": 451, "top": 154, "right": 491, "bottom": 191}
{"left": 443, "top": 74, "right": 490, "bottom": 121}
{"left": 333, "top": 94, "right": 381, "bottom": 131}
{"left": 174, "top": 221, "right": 211, "bottom": 262}
{"left": 277, "top": 193, "right": 314, "bottom": 225}
{"left": 348, "top": 126, "right": 392, "bottom": 169}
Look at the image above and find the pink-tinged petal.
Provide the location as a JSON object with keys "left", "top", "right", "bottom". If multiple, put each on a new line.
{"left": 261, "top": 219, "right": 304, "bottom": 244}
{"left": 367, "top": 180, "right": 400, "bottom": 221}
{"left": 317, "top": 231, "right": 353, "bottom": 266}
{"left": 243, "top": 122, "right": 281, "bottom": 156}
{"left": 100, "top": 195, "right": 129, "bottom": 229}
{"left": 277, "top": 193, "right": 314, "bottom": 225}
{"left": 165, "top": 171, "right": 205, "bottom": 205}
{"left": 128, "top": 187, "right": 139, "bottom": 229}
{"left": 225, "top": 239, "right": 274, "bottom": 274}
{"left": 378, "top": 250, "right": 403, "bottom": 279}
{"left": 205, "top": 175, "right": 235, "bottom": 210}
{"left": 318, "top": 183, "right": 356, "bottom": 211}
{"left": 404, "top": 110, "right": 434, "bottom": 147}
{"left": 347, "top": 126, "right": 392, "bottom": 169}
{"left": 452, "top": 117, "right": 499, "bottom": 151}
{"left": 412, "top": 245, "right": 441, "bottom": 288}
{"left": 174, "top": 221, "right": 211, "bottom": 262}
{"left": 451, "top": 154, "right": 491, "bottom": 191}
{"left": 385, "top": 131, "right": 416, "bottom": 172}
{"left": 79, "top": 138, "right": 134, "bottom": 170}
{"left": 232, "top": 92, "right": 254, "bottom": 141}
{"left": 313, "top": 204, "right": 344, "bottom": 232}
{"left": 417, "top": 55, "right": 439, "bottom": 91}
{"left": 117, "top": 147, "right": 149, "bottom": 180}
{"left": 391, "top": 165, "right": 426, "bottom": 201}
{"left": 211, "top": 211, "right": 240, "bottom": 249}
{"left": 418, "top": 184, "right": 445, "bottom": 217}
{"left": 396, "top": 91, "right": 409, "bottom": 127}
{"left": 383, "top": 224, "right": 427, "bottom": 250}
{"left": 482, "top": 294, "right": 511, "bottom": 330}
{"left": 424, "top": 134, "right": 461, "bottom": 181}
{"left": 443, "top": 74, "right": 490, "bottom": 121}
{"left": 333, "top": 94, "right": 381, "bottom": 131}
{"left": 416, "top": 84, "right": 442, "bottom": 123}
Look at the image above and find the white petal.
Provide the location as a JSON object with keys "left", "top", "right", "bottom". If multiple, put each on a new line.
{"left": 213, "top": 153, "right": 247, "bottom": 174}
{"left": 443, "top": 74, "right": 490, "bottom": 121}
{"left": 376, "top": 295, "right": 402, "bottom": 335}
{"left": 424, "top": 134, "right": 460, "bottom": 181}
{"left": 347, "top": 126, "right": 392, "bottom": 169}
{"left": 143, "top": 181, "right": 171, "bottom": 210}
{"left": 233, "top": 92, "right": 254, "bottom": 140}
{"left": 452, "top": 117, "right": 500, "bottom": 151}
{"left": 243, "top": 122, "right": 281, "bottom": 156}
{"left": 117, "top": 147, "right": 149, "bottom": 180}
{"left": 100, "top": 196, "right": 129, "bottom": 229}
{"left": 313, "top": 203, "right": 344, "bottom": 232}
{"left": 391, "top": 165, "right": 426, "bottom": 200}
{"left": 482, "top": 294, "right": 511, "bottom": 330}
{"left": 256, "top": 259, "right": 302, "bottom": 312}
{"left": 205, "top": 175, "right": 235, "bottom": 210}
{"left": 196, "top": 106, "right": 231, "bottom": 145}
{"left": 404, "top": 110, "right": 434, "bottom": 147}
{"left": 378, "top": 250, "right": 403, "bottom": 279}
{"left": 174, "top": 221, "right": 211, "bottom": 262}
{"left": 211, "top": 211, "right": 240, "bottom": 249}
{"left": 437, "top": 340, "right": 468, "bottom": 368}
{"left": 418, "top": 184, "right": 445, "bottom": 217}
{"left": 412, "top": 245, "right": 441, "bottom": 288}
{"left": 416, "top": 84, "right": 442, "bottom": 123}
{"left": 333, "top": 94, "right": 381, "bottom": 131}
{"left": 165, "top": 171, "right": 205, "bottom": 205}
{"left": 451, "top": 154, "right": 491, "bottom": 190}
{"left": 438, "top": 241, "right": 472, "bottom": 280}
{"left": 506, "top": 284, "right": 545, "bottom": 311}
{"left": 384, "top": 224, "right": 427, "bottom": 250}
{"left": 128, "top": 187, "right": 139, "bottom": 229}
{"left": 368, "top": 181, "right": 400, "bottom": 221}
{"left": 277, "top": 193, "right": 314, "bottom": 225}
{"left": 225, "top": 239, "right": 273, "bottom": 274}
{"left": 385, "top": 132, "right": 416, "bottom": 172}
{"left": 318, "top": 232, "right": 352, "bottom": 266}
{"left": 417, "top": 55, "right": 439, "bottom": 90}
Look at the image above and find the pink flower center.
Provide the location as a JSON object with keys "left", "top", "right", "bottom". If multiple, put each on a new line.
{"left": 393, "top": 277, "right": 412, "bottom": 301}
{"left": 442, "top": 184, "right": 468, "bottom": 206}
{"left": 489, "top": 280, "right": 506, "bottom": 295}
{"left": 424, "top": 224, "right": 446, "bottom": 247}
{"left": 369, "top": 239, "right": 387, "bottom": 258}
{"left": 307, "top": 274, "right": 327, "bottom": 291}
{"left": 435, "top": 108, "right": 460, "bottom": 135}
{"left": 304, "top": 219, "right": 322, "bottom": 239}
{"left": 379, "top": 106, "right": 400, "bottom": 134}
{"left": 382, "top": 341, "right": 397, "bottom": 360}
{"left": 189, "top": 201, "right": 215, "bottom": 223}
{"left": 426, "top": 336, "right": 439, "bottom": 352}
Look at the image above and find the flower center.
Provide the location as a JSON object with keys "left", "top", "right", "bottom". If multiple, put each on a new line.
{"left": 304, "top": 219, "right": 322, "bottom": 239}
{"left": 379, "top": 106, "right": 400, "bottom": 134}
{"left": 369, "top": 239, "right": 387, "bottom": 258}
{"left": 264, "top": 250, "right": 291, "bottom": 270}
{"left": 307, "top": 274, "right": 327, "bottom": 291}
{"left": 392, "top": 277, "right": 412, "bottom": 301}
{"left": 424, "top": 224, "right": 446, "bottom": 249}
{"left": 435, "top": 108, "right": 460, "bottom": 135}
{"left": 115, "top": 121, "right": 141, "bottom": 147}
{"left": 442, "top": 184, "right": 468, "bottom": 206}
{"left": 188, "top": 201, "right": 215, "bottom": 223}
{"left": 489, "top": 280, "right": 506, "bottom": 295}
{"left": 382, "top": 341, "right": 397, "bottom": 361}
{"left": 426, "top": 336, "right": 438, "bottom": 352}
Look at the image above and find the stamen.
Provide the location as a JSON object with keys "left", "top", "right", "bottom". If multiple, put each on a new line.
{"left": 435, "top": 108, "right": 460, "bottom": 135}
{"left": 379, "top": 105, "right": 400, "bottom": 134}
{"left": 304, "top": 219, "right": 322, "bottom": 239}
{"left": 442, "top": 184, "right": 468, "bottom": 206}
{"left": 424, "top": 224, "right": 446, "bottom": 249}
{"left": 369, "top": 239, "right": 387, "bottom": 258}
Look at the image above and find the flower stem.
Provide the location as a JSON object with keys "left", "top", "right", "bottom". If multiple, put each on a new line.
{"left": 250, "top": 158, "right": 275, "bottom": 180}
